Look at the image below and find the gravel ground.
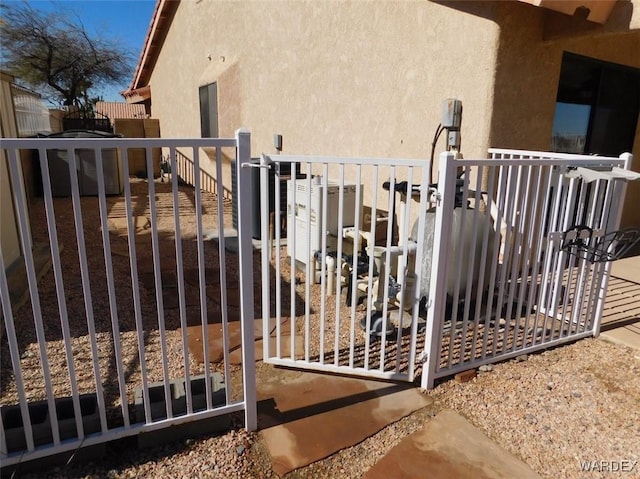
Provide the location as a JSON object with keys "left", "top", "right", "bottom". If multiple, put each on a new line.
{"left": 3, "top": 180, "right": 639, "bottom": 478}
{"left": 10, "top": 338, "right": 639, "bottom": 479}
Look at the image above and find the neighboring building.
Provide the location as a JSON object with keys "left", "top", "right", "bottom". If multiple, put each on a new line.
{"left": 123, "top": 0, "right": 640, "bottom": 235}
{"left": 0, "top": 72, "right": 50, "bottom": 269}
{"left": 10, "top": 83, "right": 52, "bottom": 138}
{"left": 95, "top": 101, "right": 149, "bottom": 127}
{"left": 94, "top": 101, "right": 161, "bottom": 177}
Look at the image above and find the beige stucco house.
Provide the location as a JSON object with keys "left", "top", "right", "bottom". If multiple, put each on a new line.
{"left": 124, "top": 0, "right": 640, "bottom": 245}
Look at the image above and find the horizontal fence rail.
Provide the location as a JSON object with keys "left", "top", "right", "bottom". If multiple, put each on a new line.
{"left": 0, "top": 132, "right": 256, "bottom": 468}
{"left": 421, "top": 149, "right": 632, "bottom": 388}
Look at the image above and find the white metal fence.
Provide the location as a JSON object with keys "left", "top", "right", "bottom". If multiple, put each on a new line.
{"left": 0, "top": 131, "right": 256, "bottom": 468}
{"left": 258, "top": 149, "right": 633, "bottom": 389}
{"left": 421, "top": 149, "right": 632, "bottom": 388}
{"left": 2, "top": 136, "right": 633, "bottom": 467}
{"left": 258, "top": 154, "right": 434, "bottom": 382}
{"left": 172, "top": 148, "right": 232, "bottom": 200}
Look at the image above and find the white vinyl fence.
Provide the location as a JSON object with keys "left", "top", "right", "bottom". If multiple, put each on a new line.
{"left": 0, "top": 131, "right": 256, "bottom": 468}
{"left": 257, "top": 150, "right": 633, "bottom": 389}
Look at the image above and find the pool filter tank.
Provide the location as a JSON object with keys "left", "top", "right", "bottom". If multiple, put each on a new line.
{"left": 411, "top": 197, "right": 498, "bottom": 302}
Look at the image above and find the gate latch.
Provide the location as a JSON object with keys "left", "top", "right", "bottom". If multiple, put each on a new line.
{"left": 241, "top": 154, "right": 273, "bottom": 169}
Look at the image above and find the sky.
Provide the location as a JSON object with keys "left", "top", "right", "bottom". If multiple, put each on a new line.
{"left": 3, "top": 0, "right": 157, "bottom": 102}
{"left": 553, "top": 102, "right": 591, "bottom": 137}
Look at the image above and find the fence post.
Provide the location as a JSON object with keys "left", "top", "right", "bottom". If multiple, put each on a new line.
{"left": 260, "top": 155, "right": 272, "bottom": 363}
{"left": 421, "top": 152, "right": 457, "bottom": 390}
{"left": 235, "top": 128, "right": 257, "bottom": 431}
{"left": 592, "top": 152, "right": 634, "bottom": 337}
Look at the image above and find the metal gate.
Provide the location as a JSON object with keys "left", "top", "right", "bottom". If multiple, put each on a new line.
{"left": 258, "top": 149, "right": 634, "bottom": 388}
{"left": 258, "top": 154, "right": 433, "bottom": 382}
{"left": 421, "top": 149, "right": 634, "bottom": 388}
{"left": 1, "top": 131, "right": 257, "bottom": 469}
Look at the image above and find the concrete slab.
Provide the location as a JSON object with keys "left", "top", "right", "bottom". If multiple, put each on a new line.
{"left": 609, "top": 254, "right": 640, "bottom": 283}
{"left": 257, "top": 369, "right": 432, "bottom": 477}
{"left": 202, "top": 228, "right": 264, "bottom": 251}
{"left": 364, "top": 409, "right": 540, "bottom": 479}
{"left": 600, "top": 255, "right": 640, "bottom": 350}
{"left": 600, "top": 324, "right": 640, "bottom": 349}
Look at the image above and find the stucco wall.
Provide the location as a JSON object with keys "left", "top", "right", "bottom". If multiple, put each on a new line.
{"left": 148, "top": 0, "right": 639, "bottom": 236}
{"left": 488, "top": 1, "right": 640, "bottom": 233}
{"left": 149, "top": 1, "right": 500, "bottom": 162}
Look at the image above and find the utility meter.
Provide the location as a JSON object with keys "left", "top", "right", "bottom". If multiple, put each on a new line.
{"left": 441, "top": 99, "right": 462, "bottom": 129}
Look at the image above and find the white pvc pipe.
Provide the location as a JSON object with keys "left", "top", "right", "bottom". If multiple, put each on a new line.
{"left": 326, "top": 255, "right": 336, "bottom": 296}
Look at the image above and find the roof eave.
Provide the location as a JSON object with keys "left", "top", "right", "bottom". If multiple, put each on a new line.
{"left": 121, "top": 85, "right": 152, "bottom": 103}
{"left": 123, "top": 0, "right": 179, "bottom": 98}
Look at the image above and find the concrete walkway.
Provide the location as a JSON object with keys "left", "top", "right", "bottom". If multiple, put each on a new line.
{"left": 364, "top": 410, "right": 541, "bottom": 479}
{"left": 600, "top": 254, "right": 640, "bottom": 350}
{"left": 257, "top": 367, "right": 432, "bottom": 477}
{"left": 254, "top": 257, "right": 640, "bottom": 477}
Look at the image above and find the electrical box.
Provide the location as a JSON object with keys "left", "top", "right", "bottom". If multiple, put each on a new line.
{"left": 273, "top": 134, "right": 283, "bottom": 151}
{"left": 286, "top": 178, "right": 359, "bottom": 266}
{"left": 441, "top": 99, "right": 462, "bottom": 129}
{"left": 448, "top": 130, "right": 461, "bottom": 149}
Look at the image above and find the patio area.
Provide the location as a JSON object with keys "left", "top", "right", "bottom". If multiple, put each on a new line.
{"left": 600, "top": 254, "right": 640, "bottom": 349}
{"left": 3, "top": 173, "right": 639, "bottom": 477}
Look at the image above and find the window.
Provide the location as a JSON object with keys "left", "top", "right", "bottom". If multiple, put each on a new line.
{"left": 199, "top": 82, "right": 218, "bottom": 138}
{"left": 552, "top": 52, "right": 639, "bottom": 156}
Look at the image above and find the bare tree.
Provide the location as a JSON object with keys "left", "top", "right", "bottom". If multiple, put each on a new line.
{"left": 0, "top": 2, "right": 133, "bottom": 107}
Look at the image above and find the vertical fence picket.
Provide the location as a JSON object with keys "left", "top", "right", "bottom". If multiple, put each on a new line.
{"left": 304, "top": 163, "right": 312, "bottom": 362}
{"left": 169, "top": 147, "right": 193, "bottom": 414}
{"left": 378, "top": 167, "right": 395, "bottom": 371}
{"left": 192, "top": 146, "right": 212, "bottom": 409}
{"left": 334, "top": 165, "right": 346, "bottom": 366}
{"left": 37, "top": 146, "right": 84, "bottom": 434}
{"left": 290, "top": 165, "right": 298, "bottom": 361}
{"left": 94, "top": 146, "right": 130, "bottom": 427}
{"left": 67, "top": 146, "right": 108, "bottom": 434}
{"left": 319, "top": 163, "right": 329, "bottom": 364}
{"left": 215, "top": 146, "right": 231, "bottom": 407}
{"left": 349, "top": 165, "right": 363, "bottom": 369}
{"left": 407, "top": 165, "right": 430, "bottom": 380}
{"left": 363, "top": 165, "right": 380, "bottom": 370}
{"left": 467, "top": 166, "right": 486, "bottom": 362}
{"left": 7, "top": 147, "right": 61, "bottom": 445}
{"left": 480, "top": 165, "right": 499, "bottom": 360}
{"left": 275, "top": 161, "right": 283, "bottom": 359}
{"left": 260, "top": 155, "right": 272, "bottom": 363}
{"left": 0, "top": 250, "right": 34, "bottom": 451}
{"left": 145, "top": 146, "right": 172, "bottom": 420}
{"left": 120, "top": 146, "right": 151, "bottom": 424}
